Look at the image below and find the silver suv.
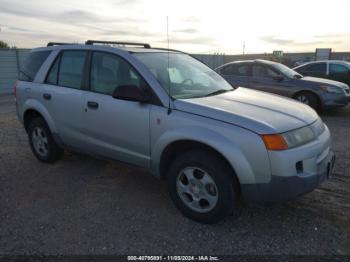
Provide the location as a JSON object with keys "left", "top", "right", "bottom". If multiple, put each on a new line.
{"left": 15, "top": 40, "right": 335, "bottom": 223}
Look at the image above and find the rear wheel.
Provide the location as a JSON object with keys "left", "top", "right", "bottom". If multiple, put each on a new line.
{"left": 167, "top": 149, "right": 240, "bottom": 224}
{"left": 294, "top": 92, "right": 319, "bottom": 110}
{"left": 28, "top": 117, "right": 63, "bottom": 163}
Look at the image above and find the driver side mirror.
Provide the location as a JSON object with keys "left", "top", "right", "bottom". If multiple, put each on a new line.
{"left": 112, "top": 85, "right": 150, "bottom": 103}
{"left": 273, "top": 75, "right": 284, "bottom": 82}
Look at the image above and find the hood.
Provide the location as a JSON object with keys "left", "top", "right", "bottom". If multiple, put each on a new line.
{"left": 300, "top": 76, "right": 349, "bottom": 89}
{"left": 174, "top": 87, "right": 319, "bottom": 134}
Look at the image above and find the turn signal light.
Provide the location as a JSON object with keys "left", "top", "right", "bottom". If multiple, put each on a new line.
{"left": 261, "top": 134, "right": 288, "bottom": 150}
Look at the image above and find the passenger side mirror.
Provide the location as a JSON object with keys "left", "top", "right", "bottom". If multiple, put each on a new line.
{"left": 273, "top": 75, "right": 284, "bottom": 82}
{"left": 112, "top": 85, "right": 150, "bottom": 103}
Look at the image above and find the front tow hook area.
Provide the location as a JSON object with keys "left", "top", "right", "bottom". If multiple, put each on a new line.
{"left": 327, "top": 155, "right": 336, "bottom": 179}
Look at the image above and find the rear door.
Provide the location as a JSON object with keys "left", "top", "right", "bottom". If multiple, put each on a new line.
{"left": 16, "top": 50, "right": 51, "bottom": 110}
{"left": 41, "top": 50, "right": 88, "bottom": 148}
{"left": 81, "top": 51, "right": 151, "bottom": 168}
{"left": 300, "top": 62, "right": 327, "bottom": 78}
{"left": 218, "top": 63, "right": 251, "bottom": 88}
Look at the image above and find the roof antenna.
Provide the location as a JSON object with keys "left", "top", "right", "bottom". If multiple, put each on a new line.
{"left": 167, "top": 16, "right": 172, "bottom": 115}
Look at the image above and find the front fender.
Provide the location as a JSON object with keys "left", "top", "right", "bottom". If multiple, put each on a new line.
{"left": 151, "top": 126, "right": 256, "bottom": 184}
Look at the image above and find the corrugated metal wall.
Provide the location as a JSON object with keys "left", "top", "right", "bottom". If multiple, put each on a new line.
{"left": 0, "top": 49, "right": 30, "bottom": 95}
{"left": 192, "top": 54, "right": 225, "bottom": 69}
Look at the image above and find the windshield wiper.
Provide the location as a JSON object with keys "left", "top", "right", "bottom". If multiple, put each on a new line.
{"left": 204, "top": 89, "right": 233, "bottom": 97}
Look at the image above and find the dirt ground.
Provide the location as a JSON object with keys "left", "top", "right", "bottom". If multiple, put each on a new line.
{"left": 0, "top": 95, "right": 349, "bottom": 255}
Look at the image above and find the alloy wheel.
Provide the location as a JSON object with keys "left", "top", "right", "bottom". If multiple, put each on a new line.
{"left": 31, "top": 127, "right": 49, "bottom": 157}
{"left": 176, "top": 167, "right": 219, "bottom": 213}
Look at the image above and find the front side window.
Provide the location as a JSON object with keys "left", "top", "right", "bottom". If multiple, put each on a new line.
{"left": 221, "top": 64, "right": 249, "bottom": 76}
{"left": 252, "top": 65, "right": 278, "bottom": 78}
{"left": 134, "top": 53, "right": 233, "bottom": 99}
{"left": 90, "top": 52, "right": 141, "bottom": 95}
{"left": 271, "top": 62, "right": 302, "bottom": 79}
{"left": 58, "top": 51, "right": 86, "bottom": 89}
{"left": 330, "top": 64, "right": 349, "bottom": 74}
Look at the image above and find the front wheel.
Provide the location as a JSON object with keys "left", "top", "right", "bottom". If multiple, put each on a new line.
{"left": 167, "top": 150, "right": 240, "bottom": 224}
{"left": 295, "top": 92, "right": 319, "bottom": 110}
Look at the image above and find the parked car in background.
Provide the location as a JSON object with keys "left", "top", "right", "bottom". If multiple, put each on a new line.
{"left": 294, "top": 57, "right": 313, "bottom": 67}
{"left": 215, "top": 59, "right": 350, "bottom": 110}
{"left": 15, "top": 41, "right": 335, "bottom": 223}
{"left": 294, "top": 60, "right": 350, "bottom": 86}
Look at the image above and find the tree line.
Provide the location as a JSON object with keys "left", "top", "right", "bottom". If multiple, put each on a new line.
{"left": 0, "top": 40, "right": 10, "bottom": 48}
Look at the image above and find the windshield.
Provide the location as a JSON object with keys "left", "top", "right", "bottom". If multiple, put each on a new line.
{"left": 133, "top": 52, "right": 233, "bottom": 99}
{"left": 272, "top": 62, "right": 303, "bottom": 79}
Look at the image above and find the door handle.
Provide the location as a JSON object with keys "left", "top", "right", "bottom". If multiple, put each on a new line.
{"left": 87, "top": 101, "right": 99, "bottom": 109}
{"left": 43, "top": 93, "right": 51, "bottom": 100}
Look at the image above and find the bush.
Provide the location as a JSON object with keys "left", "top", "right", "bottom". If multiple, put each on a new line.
{"left": 0, "top": 40, "right": 10, "bottom": 48}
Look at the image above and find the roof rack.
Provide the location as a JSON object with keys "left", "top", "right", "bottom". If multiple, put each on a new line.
{"left": 85, "top": 40, "right": 151, "bottom": 48}
{"left": 47, "top": 42, "right": 75, "bottom": 47}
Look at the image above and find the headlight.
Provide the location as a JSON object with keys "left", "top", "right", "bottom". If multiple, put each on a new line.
{"left": 281, "top": 126, "right": 316, "bottom": 149}
{"left": 320, "top": 85, "right": 344, "bottom": 94}
{"left": 261, "top": 126, "right": 316, "bottom": 150}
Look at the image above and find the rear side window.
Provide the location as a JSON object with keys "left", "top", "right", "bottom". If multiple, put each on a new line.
{"left": 46, "top": 50, "right": 87, "bottom": 89}
{"left": 304, "top": 63, "right": 326, "bottom": 74}
{"left": 46, "top": 57, "right": 59, "bottom": 85}
{"left": 19, "top": 51, "right": 51, "bottom": 82}
{"left": 252, "top": 64, "right": 279, "bottom": 78}
{"left": 220, "top": 64, "right": 249, "bottom": 76}
{"left": 59, "top": 51, "right": 86, "bottom": 89}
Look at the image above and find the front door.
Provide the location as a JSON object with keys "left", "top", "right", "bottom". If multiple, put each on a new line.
{"left": 81, "top": 51, "right": 151, "bottom": 168}
{"left": 249, "top": 64, "right": 291, "bottom": 97}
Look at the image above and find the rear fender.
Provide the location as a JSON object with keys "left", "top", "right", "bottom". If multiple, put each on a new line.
{"left": 22, "top": 98, "right": 57, "bottom": 134}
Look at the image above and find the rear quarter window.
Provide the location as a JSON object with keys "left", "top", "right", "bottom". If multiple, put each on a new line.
{"left": 19, "top": 50, "right": 51, "bottom": 82}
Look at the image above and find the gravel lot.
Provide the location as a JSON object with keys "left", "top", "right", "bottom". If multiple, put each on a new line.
{"left": 0, "top": 95, "right": 349, "bottom": 255}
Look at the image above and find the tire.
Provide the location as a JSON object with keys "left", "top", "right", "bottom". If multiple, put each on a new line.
{"left": 167, "top": 149, "right": 240, "bottom": 224}
{"left": 294, "top": 92, "right": 319, "bottom": 110}
{"left": 27, "top": 117, "right": 63, "bottom": 163}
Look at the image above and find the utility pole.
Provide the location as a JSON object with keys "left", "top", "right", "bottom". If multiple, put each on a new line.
{"left": 243, "top": 41, "right": 245, "bottom": 55}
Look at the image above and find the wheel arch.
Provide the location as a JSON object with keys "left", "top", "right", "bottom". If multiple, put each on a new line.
{"left": 159, "top": 140, "right": 241, "bottom": 194}
{"left": 152, "top": 127, "right": 258, "bottom": 185}
{"left": 23, "top": 109, "right": 43, "bottom": 131}
{"left": 22, "top": 99, "right": 57, "bottom": 134}
{"left": 159, "top": 140, "right": 234, "bottom": 177}
{"left": 293, "top": 90, "right": 322, "bottom": 108}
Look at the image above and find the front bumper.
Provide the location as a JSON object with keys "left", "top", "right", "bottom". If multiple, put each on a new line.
{"left": 241, "top": 150, "right": 335, "bottom": 202}
{"left": 321, "top": 92, "right": 349, "bottom": 108}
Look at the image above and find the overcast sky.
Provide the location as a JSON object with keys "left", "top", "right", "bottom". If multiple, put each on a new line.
{"left": 0, "top": 0, "right": 349, "bottom": 54}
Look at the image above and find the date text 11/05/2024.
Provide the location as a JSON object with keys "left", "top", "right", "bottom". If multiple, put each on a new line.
{"left": 127, "top": 256, "right": 220, "bottom": 261}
